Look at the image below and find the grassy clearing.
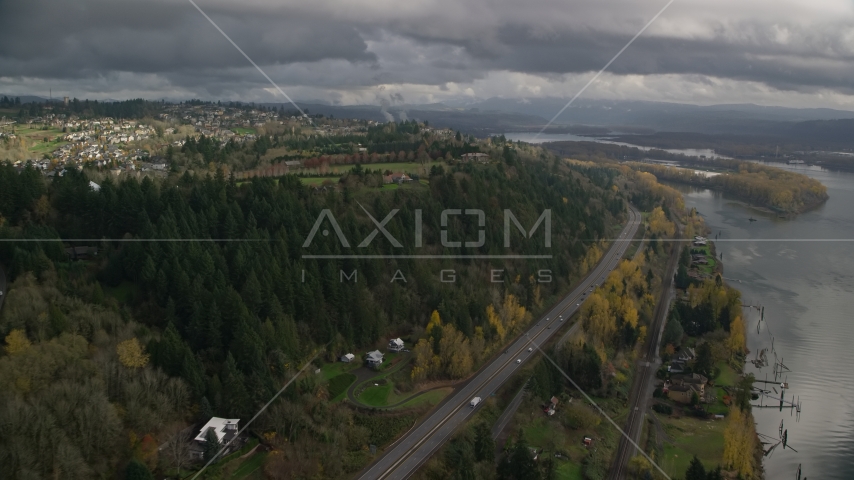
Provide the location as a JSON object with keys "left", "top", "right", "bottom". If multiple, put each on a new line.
{"left": 395, "top": 387, "right": 452, "bottom": 409}
{"left": 354, "top": 161, "right": 446, "bottom": 173}
{"left": 359, "top": 381, "right": 393, "bottom": 406}
{"left": 298, "top": 177, "right": 335, "bottom": 186}
{"left": 656, "top": 413, "right": 725, "bottom": 476}
{"left": 556, "top": 462, "right": 583, "bottom": 480}
{"left": 514, "top": 399, "right": 592, "bottom": 468}
{"left": 232, "top": 127, "right": 256, "bottom": 135}
{"left": 228, "top": 451, "right": 267, "bottom": 479}
{"left": 714, "top": 362, "right": 738, "bottom": 387}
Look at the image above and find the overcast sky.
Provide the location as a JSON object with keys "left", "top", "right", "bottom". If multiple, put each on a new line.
{"left": 1, "top": 0, "right": 853, "bottom": 110}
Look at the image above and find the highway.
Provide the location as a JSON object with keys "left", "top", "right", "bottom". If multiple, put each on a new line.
{"left": 608, "top": 225, "right": 682, "bottom": 480}
{"left": 356, "top": 205, "right": 642, "bottom": 480}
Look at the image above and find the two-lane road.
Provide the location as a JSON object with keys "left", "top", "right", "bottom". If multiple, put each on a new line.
{"left": 357, "top": 206, "right": 642, "bottom": 480}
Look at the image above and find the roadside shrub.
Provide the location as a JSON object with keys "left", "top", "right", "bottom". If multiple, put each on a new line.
{"left": 652, "top": 404, "right": 672, "bottom": 415}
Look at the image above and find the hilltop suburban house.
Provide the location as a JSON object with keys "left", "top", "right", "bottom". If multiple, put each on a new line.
{"left": 340, "top": 353, "right": 355, "bottom": 363}
{"left": 383, "top": 172, "right": 412, "bottom": 184}
{"left": 189, "top": 417, "right": 242, "bottom": 461}
{"left": 388, "top": 338, "right": 404, "bottom": 352}
{"left": 461, "top": 152, "right": 490, "bottom": 163}
{"left": 366, "top": 350, "right": 384, "bottom": 368}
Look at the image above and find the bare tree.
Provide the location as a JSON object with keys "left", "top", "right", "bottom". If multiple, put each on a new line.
{"left": 159, "top": 423, "right": 193, "bottom": 475}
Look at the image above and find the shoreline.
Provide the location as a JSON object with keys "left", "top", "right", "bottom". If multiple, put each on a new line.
{"left": 715, "top": 238, "right": 765, "bottom": 479}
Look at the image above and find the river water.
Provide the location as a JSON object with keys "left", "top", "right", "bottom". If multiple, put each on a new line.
{"left": 669, "top": 164, "right": 854, "bottom": 479}
{"left": 504, "top": 132, "right": 728, "bottom": 159}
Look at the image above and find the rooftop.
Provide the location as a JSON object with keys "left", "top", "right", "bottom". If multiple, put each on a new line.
{"left": 194, "top": 417, "right": 240, "bottom": 443}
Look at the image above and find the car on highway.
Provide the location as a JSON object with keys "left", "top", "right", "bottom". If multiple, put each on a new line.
{"left": 470, "top": 397, "right": 481, "bottom": 407}
{"left": 528, "top": 347, "right": 533, "bottom": 352}
{"left": 516, "top": 359, "right": 521, "bottom": 364}
{"left": 576, "top": 303, "right": 580, "bottom": 306}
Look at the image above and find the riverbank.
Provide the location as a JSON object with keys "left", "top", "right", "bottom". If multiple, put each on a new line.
{"left": 649, "top": 230, "right": 764, "bottom": 479}
{"left": 627, "top": 160, "right": 829, "bottom": 216}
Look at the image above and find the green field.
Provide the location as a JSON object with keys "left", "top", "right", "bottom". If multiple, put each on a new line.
{"left": 232, "top": 127, "right": 256, "bottom": 135}
{"left": 713, "top": 362, "right": 739, "bottom": 387}
{"left": 656, "top": 413, "right": 725, "bottom": 476}
{"left": 358, "top": 161, "right": 445, "bottom": 173}
{"left": 358, "top": 381, "right": 393, "bottom": 406}
{"left": 297, "top": 161, "right": 449, "bottom": 185}
{"left": 555, "top": 462, "right": 583, "bottom": 480}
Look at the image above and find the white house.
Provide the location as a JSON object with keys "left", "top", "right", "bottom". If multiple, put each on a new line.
{"left": 366, "top": 350, "right": 384, "bottom": 367}
{"left": 188, "top": 417, "right": 242, "bottom": 461}
{"left": 340, "top": 353, "right": 355, "bottom": 363}
{"left": 388, "top": 338, "right": 404, "bottom": 352}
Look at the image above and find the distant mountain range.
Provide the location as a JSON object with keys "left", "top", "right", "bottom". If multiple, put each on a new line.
{"left": 6, "top": 93, "right": 853, "bottom": 146}
{"left": 263, "top": 97, "right": 854, "bottom": 138}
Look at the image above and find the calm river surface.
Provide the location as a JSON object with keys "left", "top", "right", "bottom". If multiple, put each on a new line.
{"left": 669, "top": 164, "right": 854, "bottom": 479}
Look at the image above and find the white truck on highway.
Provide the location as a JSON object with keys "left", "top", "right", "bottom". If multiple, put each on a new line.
{"left": 470, "top": 397, "right": 482, "bottom": 407}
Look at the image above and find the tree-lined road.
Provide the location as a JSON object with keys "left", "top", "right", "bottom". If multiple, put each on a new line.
{"left": 356, "top": 206, "right": 642, "bottom": 480}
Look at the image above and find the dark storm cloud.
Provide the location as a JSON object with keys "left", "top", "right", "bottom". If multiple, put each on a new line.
{"left": 1, "top": 0, "right": 853, "bottom": 102}
{"left": 475, "top": 24, "right": 854, "bottom": 94}
{"left": 0, "top": 0, "right": 375, "bottom": 79}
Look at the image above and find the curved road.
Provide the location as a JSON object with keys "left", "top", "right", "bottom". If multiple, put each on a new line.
{"left": 356, "top": 205, "right": 642, "bottom": 480}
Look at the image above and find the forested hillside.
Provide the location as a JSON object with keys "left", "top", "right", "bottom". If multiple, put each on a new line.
{"left": 0, "top": 146, "right": 624, "bottom": 478}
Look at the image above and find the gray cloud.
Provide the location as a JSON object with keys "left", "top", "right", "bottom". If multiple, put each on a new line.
{"left": 1, "top": 0, "right": 853, "bottom": 106}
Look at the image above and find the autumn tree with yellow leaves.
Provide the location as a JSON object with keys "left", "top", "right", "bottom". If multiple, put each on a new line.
{"left": 117, "top": 338, "right": 150, "bottom": 368}
{"left": 580, "top": 257, "right": 651, "bottom": 358}
{"left": 4, "top": 329, "right": 31, "bottom": 355}
{"left": 411, "top": 310, "right": 476, "bottom": 381}
{"left": 647, "top": 206, "right": 675, "bottom": 238}
{"left": 722, "top": 406, "right": 759, "bottom": 478}
{"left": 486, "top": 292, "right": 529, "bottom": 343}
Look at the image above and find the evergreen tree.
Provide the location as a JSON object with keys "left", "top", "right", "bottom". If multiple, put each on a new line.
{"left": 473, "top": 422, "right": 495, "bottom": 462}
{"left": 684, "top": 455, "right": 706, "bottom": 480}
{"left": 203, "top": 427, "right": 222, "bottom": 462}
{"left": 125, "top": 459, "right": 154, "bottom": 480}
